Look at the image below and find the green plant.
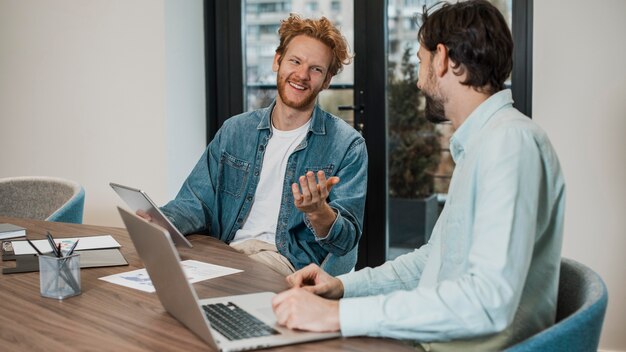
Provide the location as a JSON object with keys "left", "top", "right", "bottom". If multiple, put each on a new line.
{"left": 388, "top": 45, "right": 441, "bottom": 198}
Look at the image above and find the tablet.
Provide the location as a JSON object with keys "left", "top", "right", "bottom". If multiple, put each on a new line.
{"left": 109, "top": 183, "right": 193, "bottom": 248}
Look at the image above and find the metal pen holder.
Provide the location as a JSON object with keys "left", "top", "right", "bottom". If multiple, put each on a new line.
{"left": 39, "top": 253, "right": 81, "bottom": 299}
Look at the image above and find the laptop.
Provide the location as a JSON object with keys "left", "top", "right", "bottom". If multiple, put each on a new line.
{"left": 110, "top": 182, "right": 192, "bottom": 248}
{"left": 117, "top": 207, "right": 340, "bottom": 352}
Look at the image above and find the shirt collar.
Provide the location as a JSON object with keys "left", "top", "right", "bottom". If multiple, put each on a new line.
{"left": 257, "top": 100, "right": 326, "bottom": 135}
{"left": 449, "top": 89, "right": 514, "bottom": 162}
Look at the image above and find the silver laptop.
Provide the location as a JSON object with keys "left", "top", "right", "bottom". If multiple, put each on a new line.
{"left": 117, "top": 207, "right": 340, "bottom": 352}
{"left": 110, "top": 182, "right": 192, "bottom": 248}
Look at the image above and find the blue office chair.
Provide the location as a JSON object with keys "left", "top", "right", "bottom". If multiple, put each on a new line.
{"left": 505, "top": 258, "right": 608, "bottom": 352}
{"left": 0, "top": 176, "right": 85, "bottom": 224}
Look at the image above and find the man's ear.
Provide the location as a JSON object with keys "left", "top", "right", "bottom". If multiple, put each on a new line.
{"left": 322, "top": 74, "right": 332, "bottom": 90}
{"left": 434, "top": 43, "right": 449, "bottom": 77}
{"left": 272, "top": 53, "right": 281, "bottom": 72}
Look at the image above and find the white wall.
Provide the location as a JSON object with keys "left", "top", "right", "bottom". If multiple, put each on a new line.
{"left": 164, "top": 0, "right": 206, "bottom": 198}
{"left": 533, "top": 1, "right": 626, "bottom": 350}
{"left": 0, "top": 0, "right": 206, "bottom": 227}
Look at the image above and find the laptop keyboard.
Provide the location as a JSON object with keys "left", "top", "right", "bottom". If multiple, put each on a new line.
{"left": 202, "top": 302, "right": 279, "bottom": 341}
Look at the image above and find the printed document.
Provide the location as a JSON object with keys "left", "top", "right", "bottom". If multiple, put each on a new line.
{"left": 98, "top": 260, "right": 242, "bottom": 293}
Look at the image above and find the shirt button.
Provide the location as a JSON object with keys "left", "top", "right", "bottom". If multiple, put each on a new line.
{"left": 254, "top": 171, "right": 259, "bottom": 176}
{"left": 246, "top": 196, "right": 252, "bottom": 202}
{"left": 237, "top": 218, "right": 243, "bottom": 224}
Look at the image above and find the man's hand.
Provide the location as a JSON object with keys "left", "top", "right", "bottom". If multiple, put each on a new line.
{"left": 292, "top": 170, "right": 339, "bottom": 213}
{"left": 286, "top": 263, "right": 344, "bottom": 299}
{"left": 272, "top": 287, "right": 340, "bottom": 332}
{"left": 136, "top": 210, "right": 152, "bottom": 221}
{"left": 291, "top": 170, "right": 340, "bottom": 237}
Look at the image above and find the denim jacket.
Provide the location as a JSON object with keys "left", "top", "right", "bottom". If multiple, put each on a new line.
{"left": 161, "top": 101, "right": 368, "bottom": 275}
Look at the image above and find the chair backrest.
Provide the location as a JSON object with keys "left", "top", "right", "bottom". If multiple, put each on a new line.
{"left": 505, "top": 257, "right": 608, "bottom": 352}
{"left": 0, "top": 176, "right": 85, "bottom": 224}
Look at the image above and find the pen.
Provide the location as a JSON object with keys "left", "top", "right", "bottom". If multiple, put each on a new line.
{"left": 46, "top": 231, "right": 60, "bottom": 257}
{"left": 55, "top": 239, "right": 81, "bottom": 294}
{"left": 26, "top": 238, "right": 44, "bottom": 256}
{"left": 65, "top": 239, "right": 80, "bottom": 257}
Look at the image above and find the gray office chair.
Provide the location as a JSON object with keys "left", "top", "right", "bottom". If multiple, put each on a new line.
{"left": 0, "top": 176, "right": 85, "bottom": 223}
{"left": 505, "top": 258, "right": 608, "bottom": 352}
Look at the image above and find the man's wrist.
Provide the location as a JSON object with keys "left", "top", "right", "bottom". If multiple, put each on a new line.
{"left": 306, "top": 203, "right": 336, "bottom": 223}
{"left": 334, "top": 277, "right": 345, "bottom": 299}
{"left": 305, "top": 204, "right": 337, "bottom": 238}
{"left": 327, "top": 300, "right": 341, "bottom": 332}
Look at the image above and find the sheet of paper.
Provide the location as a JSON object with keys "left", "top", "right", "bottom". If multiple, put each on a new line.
{"left": 11, "top": 235, "right": 121, "bottom": 255}
{"left": 98, "top": 260, "right": 243, "bottom": 293}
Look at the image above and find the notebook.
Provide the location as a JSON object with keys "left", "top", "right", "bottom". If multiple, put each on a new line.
{"left": 117, "top": 207, "right": 340, "bottom": 352}
{"left": 0, "top": 223, "right": 26, "bottom": 240}
{"left": 110, "top": 182, "right": 192, "bottom": 248}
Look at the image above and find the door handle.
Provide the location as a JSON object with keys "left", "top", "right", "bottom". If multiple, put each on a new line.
{"left": 338, "top": 90, "right": 365, "bottom": 134}
{"left": 337, "top": 105, "right": 365, "bottom": 114}
{"left": 337, "top": 105, "right": 365, "bottom": 134}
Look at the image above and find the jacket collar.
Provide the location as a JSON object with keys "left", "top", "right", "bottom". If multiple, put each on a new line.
{"left": 256, "top": 100, "right": 326, "bottom": 135}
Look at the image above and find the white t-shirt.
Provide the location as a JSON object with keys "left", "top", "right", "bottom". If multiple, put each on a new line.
{"left": 231, "top": 120, "right": 311, "bottom": 245}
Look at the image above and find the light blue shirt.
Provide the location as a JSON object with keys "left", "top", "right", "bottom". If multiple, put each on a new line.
{"left": 338, "top": 90, "right": 565, "bottom": 349}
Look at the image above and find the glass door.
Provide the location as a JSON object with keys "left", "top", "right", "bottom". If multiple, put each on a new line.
{"left": 385, "top": 0, "right": 513, "bottom": 259}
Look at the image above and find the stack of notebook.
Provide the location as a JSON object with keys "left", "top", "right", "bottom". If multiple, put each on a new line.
{"left": 1, "top": 234, "right": 128, "bottom": 274}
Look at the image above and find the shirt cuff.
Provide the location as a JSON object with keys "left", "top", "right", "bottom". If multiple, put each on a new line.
{"left": 303, "top": 206, "right": 340, "bottom": 240}
{"left": 339, "top": 295, "right": 383, "bottom": 337}
{"left": 338, "top": 272, "right": 366, "bottom": 298}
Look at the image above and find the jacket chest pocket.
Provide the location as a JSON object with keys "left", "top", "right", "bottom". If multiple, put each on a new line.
{"left": 303, "top": 164, "right": 335, "bottom": 176}
{"left": 218, "top": 151, "right": 250, "bottom": 198}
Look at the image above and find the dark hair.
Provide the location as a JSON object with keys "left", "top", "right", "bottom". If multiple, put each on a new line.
{"left": 418, "top": 0, "right": 513, "bottom": 94}
{"left": 276, "top": 14, "right": 352, "bottom": 77}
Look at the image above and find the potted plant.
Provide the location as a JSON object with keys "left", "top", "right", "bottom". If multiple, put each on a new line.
{"left": 388, "top": 45, "right": 441, "bottom": 249}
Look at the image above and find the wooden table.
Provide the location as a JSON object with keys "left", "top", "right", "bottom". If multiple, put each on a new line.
{"left": 0, "top": 217, "right": 415, "bottom": 351}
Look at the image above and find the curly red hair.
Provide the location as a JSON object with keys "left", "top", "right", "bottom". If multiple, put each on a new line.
{"left": 275, "top": 14, "right": 352, "bottom": 78}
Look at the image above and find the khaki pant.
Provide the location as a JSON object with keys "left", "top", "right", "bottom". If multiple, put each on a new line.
{"left": 416, "top": 325, "right": 512, "bottom": 351}
{"left": 230, "top": 239, "right": 296, "bottom": 277}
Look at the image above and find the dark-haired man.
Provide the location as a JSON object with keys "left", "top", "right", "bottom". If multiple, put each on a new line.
{"left": 271, "top": 1, "right": 566, "bottom": 350}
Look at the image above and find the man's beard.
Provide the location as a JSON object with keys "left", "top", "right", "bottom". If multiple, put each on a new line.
{"left": 276, "top": 74, "right": 321, "bottom": 110}
{"left": 424, "top": 94, "right": 448, "bottom": 124}
{"left": 422, "top": 65, "right": 448, "bottom": 124}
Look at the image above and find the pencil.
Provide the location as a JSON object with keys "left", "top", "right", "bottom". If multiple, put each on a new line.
{"left": 25, "top": 238, "right": 44, "bottom": 256}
